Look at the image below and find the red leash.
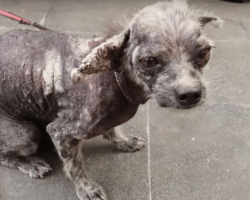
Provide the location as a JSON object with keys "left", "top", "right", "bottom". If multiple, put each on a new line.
{"left": 0, "top": 9, "right": 50, "bottom": 31}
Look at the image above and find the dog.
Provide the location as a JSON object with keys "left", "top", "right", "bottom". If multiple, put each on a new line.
{"left": 0, "top": 1, "right": 221, "bottom": 200}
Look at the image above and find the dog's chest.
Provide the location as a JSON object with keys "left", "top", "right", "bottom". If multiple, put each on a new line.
{"left": 85, "top": 99, "right": 139, "bottom": 138}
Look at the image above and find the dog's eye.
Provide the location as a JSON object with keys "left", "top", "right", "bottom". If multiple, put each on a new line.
{"left": 197, "top": 47, "right": 211, "bottom": 61}
{"left": 140, "top": 57, "right": 157, "bottom": 68}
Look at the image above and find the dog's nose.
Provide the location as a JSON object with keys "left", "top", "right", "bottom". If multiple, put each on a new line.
{"left": 175, "top": 87, "right": 202, "bottom": 106}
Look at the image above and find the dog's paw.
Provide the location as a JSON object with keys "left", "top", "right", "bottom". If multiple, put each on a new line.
{"left": 116, "top": 136, "right": 146, "bottom": 152}
{"left": 76, "top": 182, "right": 107, "bottom": 200}
{"left": 17, "top": 157, "right": 52, "bottom": 178}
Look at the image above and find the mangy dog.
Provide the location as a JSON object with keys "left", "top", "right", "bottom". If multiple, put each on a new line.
{"left": 0, "top": 1, "right": 221, "bottom": 200}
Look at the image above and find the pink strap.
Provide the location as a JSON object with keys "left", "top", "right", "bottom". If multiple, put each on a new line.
{"left": 0, "top": 9, "right": 31, "bottom": 25}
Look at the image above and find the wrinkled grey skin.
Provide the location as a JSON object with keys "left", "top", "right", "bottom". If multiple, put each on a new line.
{"left": 0, "top": 2, "right": 220, "bottom": 200}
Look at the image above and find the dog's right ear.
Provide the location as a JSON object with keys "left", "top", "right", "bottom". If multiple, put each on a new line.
{"left": 198, "top": 16, "right": 223, "bottom": 28}
{"left": 71, "top": 30, "right": 130, "bottom": 82}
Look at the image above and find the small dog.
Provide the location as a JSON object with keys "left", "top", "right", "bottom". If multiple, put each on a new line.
{"left": 0, "top": 1, "right": 221, "bottom": 200}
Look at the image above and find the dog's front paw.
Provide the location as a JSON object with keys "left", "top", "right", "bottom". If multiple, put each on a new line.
{"left": 116, "top": 136, "right": 146, "bottom": 152}
{"left": 76, "top": 182, "right": 107, "bottom": 200}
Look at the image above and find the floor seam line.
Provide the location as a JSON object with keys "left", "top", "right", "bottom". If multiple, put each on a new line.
{"left": 147, "top": 103, "right": 152, "bottom": 200}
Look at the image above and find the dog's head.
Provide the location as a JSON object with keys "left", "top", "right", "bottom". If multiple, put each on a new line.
{"left": 71, "top": 1, "right": 222, "bottom": 109}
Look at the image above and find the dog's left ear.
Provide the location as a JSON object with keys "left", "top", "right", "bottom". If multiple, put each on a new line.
{"left": 198, "top": 16, "right": 223, "bottom": 28}
{"left": 71, "top": 30, "right": 130, "bottom": 82}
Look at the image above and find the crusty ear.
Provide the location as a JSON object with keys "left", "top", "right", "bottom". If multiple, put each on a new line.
{"left": 71, "top": 30, "right": 130, "bottom": 82}
{"left": 198, "top": 16, "right": 223, "bottom": 28}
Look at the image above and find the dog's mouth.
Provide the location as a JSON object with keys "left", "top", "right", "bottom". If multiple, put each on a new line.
{"left": 178, "top": 103, "right": 200, "bottom": 110}
{"left": 158, "top": 102, "right": 198, "bottom": 109}
{"left": 157, "top": 98, "right": 205, "bottom": 109}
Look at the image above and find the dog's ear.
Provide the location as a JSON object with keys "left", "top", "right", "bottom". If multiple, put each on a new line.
{"left": 71, "top": 30, "right": 130, "bottom": 82}
{"left": 198, "top": 16, "right": 223, "bottom": 28}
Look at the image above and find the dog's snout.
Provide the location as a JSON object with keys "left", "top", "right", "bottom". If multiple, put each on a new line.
{"left": 175, "top": 87, "right": 202, "bottom": 106}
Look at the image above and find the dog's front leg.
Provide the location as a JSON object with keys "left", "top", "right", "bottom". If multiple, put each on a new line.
{"left": 47, "top": 121, "right": 107, "bottom": 200}
{"left": 104, "top": 127, "right": 146, "bottom": 152}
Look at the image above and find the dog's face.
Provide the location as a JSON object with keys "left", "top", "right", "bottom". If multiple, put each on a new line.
{"left": 128, "top": 38, "right": 210, "bottom": 109}
{"left": 72, "top": 2, "right": 221, "bottom": 109}
{"left": 129, "top": 41, "right": 209, "bottom": 109}
{"left": 123, "top": 2, "right": 220, "bottom": 109}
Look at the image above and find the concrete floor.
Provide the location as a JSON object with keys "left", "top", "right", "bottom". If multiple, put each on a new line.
{"left": 0, "top": 0, "right": 250, "bottom": 200}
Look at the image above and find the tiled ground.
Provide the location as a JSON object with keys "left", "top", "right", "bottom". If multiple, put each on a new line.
{"left": 0, "top": 0, "right": 250, "bottom": 200}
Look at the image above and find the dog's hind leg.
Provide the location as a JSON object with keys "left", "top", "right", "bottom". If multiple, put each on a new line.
{"left": 103, "top": 127, "right": 146, "bottom": 152}
{"left": 0, "top": 116, "right": 52, "bottom": 178}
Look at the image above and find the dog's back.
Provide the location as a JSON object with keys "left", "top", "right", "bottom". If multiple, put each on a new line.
{"left": 0, "top": 30, "right": 83, "bottom": 120}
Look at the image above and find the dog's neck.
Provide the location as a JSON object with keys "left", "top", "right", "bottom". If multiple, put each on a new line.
{"left": 114, "top": 71, "right": 149, "bottom": 105}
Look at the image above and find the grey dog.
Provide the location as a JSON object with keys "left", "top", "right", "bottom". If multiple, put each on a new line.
{"left": 0, "top": 1, "right": 221, "bottom": 200}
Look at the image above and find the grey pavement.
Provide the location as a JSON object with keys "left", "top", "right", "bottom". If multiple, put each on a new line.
{"left": 0, "top": 0, "right": 250, "bottom": 200}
